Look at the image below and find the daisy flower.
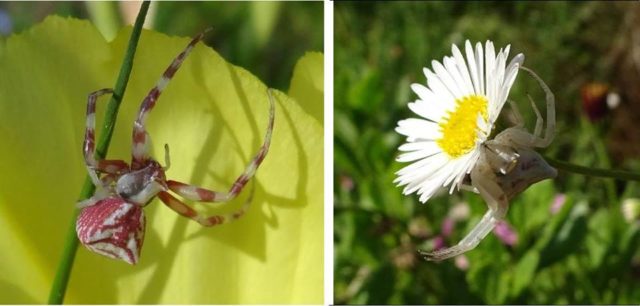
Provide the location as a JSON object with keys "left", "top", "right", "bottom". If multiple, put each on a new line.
{"left": 395, "top": 40, "right": 524, "bottom": 203}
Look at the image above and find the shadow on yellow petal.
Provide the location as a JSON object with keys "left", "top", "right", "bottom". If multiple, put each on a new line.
{"left": 0, "top": 16, "right": 323, "bottom": 304}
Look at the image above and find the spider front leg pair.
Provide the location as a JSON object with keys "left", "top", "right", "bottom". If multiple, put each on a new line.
{"left": 76, "top": 30, "right": 276, "bottom": 264}
{"left": 421, "top": 67, "right": 557, "bottom": 261}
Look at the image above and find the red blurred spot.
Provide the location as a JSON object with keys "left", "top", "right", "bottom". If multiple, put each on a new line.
{"left": 581, "top": 82, "right": 609, "bottom": 121}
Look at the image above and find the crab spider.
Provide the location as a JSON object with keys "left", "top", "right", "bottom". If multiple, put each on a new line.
{"left": 75, "top": 30, "right": 275, "bottom": 264}
{"left": 420, "top": 67, "right": 556, "bottom": 261}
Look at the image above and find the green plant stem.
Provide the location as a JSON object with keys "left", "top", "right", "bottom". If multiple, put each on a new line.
{"left": 583, "top": 117, "right": 618, "bottom": 202}
{"left": 47, "top": 2, "right": 150, "bottom": 304}
{"left": 546, "top": 157, "right": 640, "bottom": 182}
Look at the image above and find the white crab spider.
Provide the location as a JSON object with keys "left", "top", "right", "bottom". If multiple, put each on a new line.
{"left": 420, "top": 66, "right": 557, "bottom": 261}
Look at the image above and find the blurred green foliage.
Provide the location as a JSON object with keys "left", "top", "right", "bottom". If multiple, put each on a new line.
{"left": 335, "top": 1, "right": 640, "bottom": 304}
{"left": 0, "top": 1, "right": 322, "bottom": 91}
{"left": 151, "top": 2, "right": 322, "bottom": 91}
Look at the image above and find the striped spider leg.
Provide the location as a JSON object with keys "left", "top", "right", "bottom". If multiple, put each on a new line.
{"left": 76, "top": 30, "right": 275, "bottom": 264}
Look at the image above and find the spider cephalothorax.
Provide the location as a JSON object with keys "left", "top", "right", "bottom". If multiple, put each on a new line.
{"left": 115, "top": 159, "right": 168, "bottom": 205}
{"left": 76, "top": 30, "right": 275, "bottom": 264}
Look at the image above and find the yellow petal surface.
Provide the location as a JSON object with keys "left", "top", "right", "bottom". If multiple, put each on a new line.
{"left": 0, "top": 16, "right": 323, "bottom": 304}
{"left": 289, "top": 51, "right": 324, "bottom": 124}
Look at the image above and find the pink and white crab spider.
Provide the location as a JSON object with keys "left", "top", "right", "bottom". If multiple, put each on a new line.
{"left": 75, "top": 30, "right": 275, "bottom": 264}
{"left": 420, "top": 67, "right": 556, "bottom": 261}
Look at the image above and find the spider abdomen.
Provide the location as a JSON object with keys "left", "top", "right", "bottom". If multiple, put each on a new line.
{"left": 76, "top": 197, "right": 145, "bottom": 264}
{"left": 498, "top": 149, "right": 557, "bottom": 199}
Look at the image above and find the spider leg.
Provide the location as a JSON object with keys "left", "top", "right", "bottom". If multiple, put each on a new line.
{"left": 157, "top": 184, "right": 253, "bottom": 227}
{"left": 506, "top": 99, "right": 524, "bottom": 128}
{"left": 520, "top": 66, "right": 555, "bottom": 148}
{"left": 166, "top": 89, "right": 275, "bottom": 203}
{"left": 84, "top": 88, "right": 113, "bottom": 169}
{"left": 419, "top": 210, "right": 496, "bottom": 261}
{"left": 460, "top": 183, "right": 479, "bottom": 194}
{"left": 83, "top": 89, "right": 130, "bottom": 185}
{"left": 507, "top": 95, "right": 542, "bottom": 138}
{"left": 131, "top": 29, "right": 211, "bottom": 169}
{"left": 527, "top": 94, "right": 543, "bottom": 138}
{"left": 421, "top": 168, "right": 508, "bottom": 261}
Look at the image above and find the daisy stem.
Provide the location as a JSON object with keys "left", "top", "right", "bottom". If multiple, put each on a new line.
{"left": 47, "top": 2, "right": 150, "bottom": 304}
{"left": 546, "top": 156, "right": 640, "bottom": 182}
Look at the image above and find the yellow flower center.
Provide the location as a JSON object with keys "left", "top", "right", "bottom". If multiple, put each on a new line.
{"left": 436, "top": 95, "right": 488, "bottom": 158}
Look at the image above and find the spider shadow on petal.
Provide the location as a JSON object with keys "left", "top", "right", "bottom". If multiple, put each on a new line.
{"left": 135, "top": 48, "right": 312, "bottom": 303}
{"left": 180, "top": 59, "right": 312, "bottom": 249}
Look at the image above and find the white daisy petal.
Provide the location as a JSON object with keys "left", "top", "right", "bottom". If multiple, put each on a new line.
{"left": 398, "top": 140, "right": 437, "bottom": 152}
{"left": 495, "top": 49, "right": 506, "bottom": 90}
{"left": 410, "top": 83, "right": 436, "bottom": 104}
{"left": 503, "top": 54, "right": 525, "bottom": 93}
{"left": 489, "top": 49, "right": 507, "bottom": 118}
{"left": 443, "top": 158, "right": 467, "bottom": 188}
{"left": 485, "top": 41, "right": 496, "bottom": 104}
{"left": 508, "top": 53, "right": 525, "bottom": 70}
{"left": 408, "top": 100, "right": 446, "bottom": 123}
{"left": 432, "top": 59, "right": 463, "bottom": 98}
{"left": 395, "top": 153, "right": 446, "bottom": 179}
{"left": 465, "top": 40, "right": 481, "bottom": 94}
{"left": 396, "top": 144, "right": 440, "bottom": 162}
{"left": 416, "top": 165, "right": 452, "bottom": 202}
{"left": 403, "top": 154, "right": 451, "bottom": 188}
{"left": 404, "top": 162, "right": 447, "bottom": 195}
{"left": 451, "top": 44, "right": 475, "bottom": 95}
{"left": 395, "top": 118, "right": 440, "bottom": 140}
{"left": 491, "top": 53, "right": 524, "bottom": 123}
{"left": 475, "top": 42, "right": 485, "bottom": 95}
{"left": 423, "top": 67, "right": 456, "bottom": 107}
{"left": 503, "top": 44, "right": 511, "bottom": 61}
{"left": 403, "top": 163, "right": 448, "bottom": 190}
{"left": 396, "top": 151, "right": 434, "bottom": 163}
{"left": 444, "top": 56, "right": 472, "bottom": 97}
{"left": 450, "top": 149, "right": 480, "bottom": 193}
{"left": 502, "top": 61, "right": 520, "bottom": 93}
{"left": 409, "top": 84, "right": 449, "bottom": 120}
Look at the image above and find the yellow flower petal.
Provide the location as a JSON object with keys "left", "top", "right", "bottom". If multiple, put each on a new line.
{"left": 289, "top": 51, "right": 324, "bottom": 124}
{"left": 0, "top": 16, "right": 323, "bottom": 304}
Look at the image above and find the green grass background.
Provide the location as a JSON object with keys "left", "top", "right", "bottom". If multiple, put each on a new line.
{"left": 335, "top": 1, "right": 640, "bottom": 304}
